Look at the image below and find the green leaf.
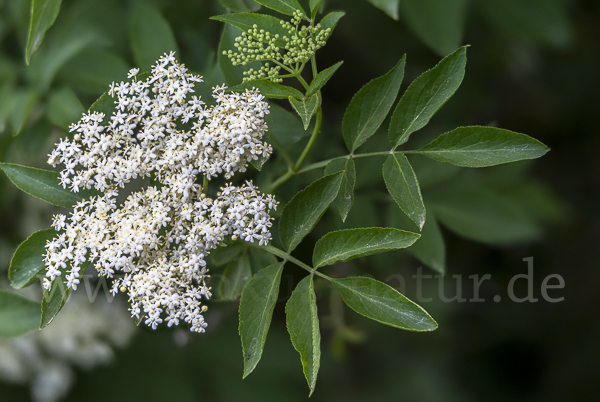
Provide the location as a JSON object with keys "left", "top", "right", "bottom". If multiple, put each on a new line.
{"left": 219, "top": 253, "right": 253, "bottom": 300}
{"left": 9, "top": 228, "right": 56, "bottom": 289}
{"left": 389, "top": 46, "right": 467, "bottom": 147}
{"left": 279, "top": 172, "right": 343, "bottom": 252}
{"left": 25, "top": 0, "right": 63, "bottom": 65}
{"left": 239, "top": 261, "right": 285, "bottom": 377}
{"left": 324, "top": 157, "right": 355, "bottom": 222}
{"left": 319, "top": 11, "right": 345, "bottom": 33}
{"left": 249, "top": 247, "right": 278, "bottom": 272}
{"left": 409, "top": 155, "right": 461, "bottom": 188}
{"left": 40, "top": 262, "right": 88, "bottom": 328}
{"left": 306, "top": 61, "right": 343, "bottom": 98}
{"left": 129, "top": 0, "right": 179, "bottom": 69}
{"left": 267, "top": 103, "right": 309, "bottom": 146}
{"left": 402, "top": 0, "right": 468, "bottom": 56}
{"left": 210, "top": 242, "right": 246, "bottom": 266}
{"left": 253, "top": 0, "right": 306, "bottom": 17}
{"left": 229, "top": 80, "right": 304, "bottom": 99}
{"left": 429, "top": 187, "right": 541, "bottom": 244}
{"left": 0, "top": 82, "right": 15, "bottom": 133}
{"left": 409, "top": 210, "right": 445, "bottom": 274}
{"left": 288, "top": 95, "right": 318, "bottom": 130}
{"left": 56, "top": 48, "right": 130, "bottom": 95}
{"left": 211, "top": 13, "right": 290, "bottom": 48}
{"left": 286, "top": 275, "right": 320, "bottom": 395}
{"left": 330, "top": 276, "right": 437, "bottom": 331}
{"left": 88, "top": 93, "right": 115, "bottom": 117}
{"left": 10, "top": 89, "right": 39, "bottom": 136}
{"left": 0, "top": 291, "right": 41, "bottom": 338}
{"left": 218, "top": 0, "right": 262, "bottom": 13}
{"left": 0, "top": 163, "right": 97, "bottom": 208}
{"left": 414, "top": 126, "right": 550, "bottom": 167}
{"left": 47, "top": 87, "right": 84, "bottom": 130}
{"left": 388, "top": 205, "right": 446, "bottom": 274}
{"left": 366, "top": 0, "right": 400, "bottom": 20}
{"left": 218, "top": 23, "right": 248, "bottom": 86}
{"left": 383, "top": 153, "right": 426, "bottom": 229}
{"left": 476, "top": 0, "right": 573, "bottom": 49}
{"left": 27, "top": 31, "right": 95, "bottom": 91}
{"left": 40, "top": 280, "right": 66, "bottom": 328}
{"left": 309, "top": 0, "right": 325, "bottom": 19}
{"left": 313, "top": 228, "right": 420, "bottom": 268}
{"left": 343, "top": 55, "right": 406, "bottom": 152}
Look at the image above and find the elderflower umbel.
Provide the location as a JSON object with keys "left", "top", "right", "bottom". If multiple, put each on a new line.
{"left": 43, "top": 52, "right": 277, "bottom": 333}
{"left": 222, "top": 10, "right": 331, "bottom": 83}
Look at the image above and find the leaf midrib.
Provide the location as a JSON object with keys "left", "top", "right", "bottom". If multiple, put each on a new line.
{"left": 335, "top": 280, "right": 431, "bottom": 330}
{"left": 353, "top": 70, "right": 401, "bottom": 150}
{"left": 318, "top": 238, "right": 400, "bottom": 267}
{"left": 0, "top": 163, "right": 77, "bottom": 207}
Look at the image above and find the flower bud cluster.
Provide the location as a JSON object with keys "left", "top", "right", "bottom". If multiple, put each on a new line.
{"left": 43, "top": 52, "right": 277, "bottom": 333}
{"left": 222, "top": 10, "right": 330, "bottom": 83}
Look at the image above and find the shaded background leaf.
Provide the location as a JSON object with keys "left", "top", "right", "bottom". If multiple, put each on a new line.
{"left": 402, "top": 0, "right": 468, "bottom": 56}
{"left": 219, "top": 0, "right": 262, "bottom": 13}
{"left": 129, "top": 0, "right": 179, "bottom": 69}
{"left": 219, "top": 253, "right": 252, "bottom": 300}
{"left": 365, "top": 0, "right": 400, "bottom": 20}
{"left": 324, "top": 157, "right": 355, "bottom": 222}
{"left": 0, "top": 290, "right": 40, "bottom": 337}
{"left": 429, "top": 186, "right": 541, "bottom": 244}
{"left": 253, "top": 0, "right": 306, "bottom": 17}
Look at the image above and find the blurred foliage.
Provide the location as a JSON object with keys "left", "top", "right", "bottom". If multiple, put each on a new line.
{"left": 1, "top": 0, "right": 598, "bottom": 400}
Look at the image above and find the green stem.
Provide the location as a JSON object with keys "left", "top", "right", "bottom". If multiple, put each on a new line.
{"left": 271, "top": 59, "right": 295, "bottom": 75}
{"left": 269, "top": 135, "right": 294, "bottom": 170}
{"left": 268, "top": 170, "right": 294, "bottom": 193}
{"left": 296, "top": 73, "right": 310, "bottom": 90}
{"left": 311, "top": 54, "right": 318, "bottom": 78}
{"left": 268, "top": 149, "right": 416, "bottom": 190}
{"left": 252, "top": 244, "right": 330, "bottom": 280}
{"left": 268, "top": 104, "right": 323, "bottom": 191}
{"left": 203, "top": 176, "right": 208, "bottom": 195}
{"left": 293, "top": 105, "right": 322, "bottom": 172}
{"left": 298, "top": 150, "right": 408, "bottom": 174}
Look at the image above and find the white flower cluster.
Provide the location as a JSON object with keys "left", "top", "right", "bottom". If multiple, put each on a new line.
{"left": 43, "top": 52, "right": 277, "bottom": 333}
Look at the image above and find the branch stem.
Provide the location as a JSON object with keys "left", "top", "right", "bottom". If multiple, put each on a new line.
{"left": 251, "top": 243, "right": 330, "bottom": 280}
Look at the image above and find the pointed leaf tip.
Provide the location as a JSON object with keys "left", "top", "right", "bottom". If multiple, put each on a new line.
{"left": 343, "top": 55, "right": 406, "bottom": 152}
{"left": 331, "top": 276, "right": 438, "bottom": 331}
{"left": 382, "top": 154, "right": 426, "bottom": 230}
{"left": 286, "top": 275, "right": 321, "bottom": 394}
{"left": 389, "top": 46, "right": 467, "bottom": 147}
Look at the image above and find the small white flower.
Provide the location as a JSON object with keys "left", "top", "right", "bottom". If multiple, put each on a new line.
{"left": 127, "top": 68, "right": 140, "bottom": 79}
